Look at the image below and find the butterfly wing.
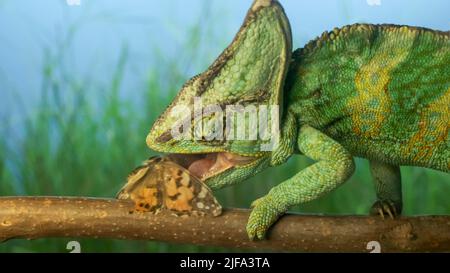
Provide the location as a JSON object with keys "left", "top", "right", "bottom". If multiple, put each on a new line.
{"left": 161, "top": 160, "right": 222, "bottom": 217}
{"left": 116, "top": 157, "right": 164, "bottom": 213}
{"left": 117, "top": 156, "right": 222, "bottom": 217}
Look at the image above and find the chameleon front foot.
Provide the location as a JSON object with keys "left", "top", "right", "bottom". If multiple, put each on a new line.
{"left": 370, "top": 200, "right": 402, "bottom": 219}
{"left": 246, "top": 195, "right": 286, "bottom": 240}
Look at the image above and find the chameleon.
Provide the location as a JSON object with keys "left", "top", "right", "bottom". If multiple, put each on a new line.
{"left": 144, "top": 0, "right": 449, "bottom": 240}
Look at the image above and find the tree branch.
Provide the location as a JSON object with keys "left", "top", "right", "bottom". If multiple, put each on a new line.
{"left": 0, "top": 196, "right": 449, "bottom": 252}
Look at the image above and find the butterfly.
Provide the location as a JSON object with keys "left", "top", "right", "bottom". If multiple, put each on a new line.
{"left": 116, "top": 156, "right": 222, "bottom": 217}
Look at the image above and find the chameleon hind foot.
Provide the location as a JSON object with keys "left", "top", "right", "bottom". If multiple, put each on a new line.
{"left": 369, "top": 161, "right": 402, "bottom": 220}
{"left": 370, "top": 199, "right": 402, "bottom": 219}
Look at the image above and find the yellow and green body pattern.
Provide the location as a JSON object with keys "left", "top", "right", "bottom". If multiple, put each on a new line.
{"left": 287, "top": 24, "right": 449, "bottom": 172}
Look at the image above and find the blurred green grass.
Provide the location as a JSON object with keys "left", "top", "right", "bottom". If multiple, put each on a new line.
{"left": 0, "top": 10, "right": 449, "bottom": 253}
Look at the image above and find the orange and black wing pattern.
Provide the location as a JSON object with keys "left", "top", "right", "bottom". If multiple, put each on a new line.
{"left": 117, "top": 157, "right": 222, "bottom": 217}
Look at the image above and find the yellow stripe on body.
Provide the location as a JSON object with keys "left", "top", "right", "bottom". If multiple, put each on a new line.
{"left": 406, "top": 88, "right": 450, "bottom": 166}
{"left": 348, "top": 28, "right": 415, "bottom": 138}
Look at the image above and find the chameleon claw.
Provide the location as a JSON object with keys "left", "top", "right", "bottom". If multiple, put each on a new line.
{"left": 371, "top": 200, "right": 401, "bottom": 219}
{"left": 385, "top": 205, "right": 394, "bottom": 219}
{"left": 246, "top": 210, "right": 270, "bottom": 241}
{"left": 246, "top": 224, "right": 267, "bottom": 241}
{"left": 377, "top": 208, "right": 385, "bottom": 220}
{"left": 391, "top": 204, "right": 398, "bottom": 216}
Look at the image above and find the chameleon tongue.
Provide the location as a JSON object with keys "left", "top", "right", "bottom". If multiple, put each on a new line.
{"left": 188, "top": 152, "right": 255, "bottom": 180}
{"left": 188, "top": 153, "right": 234, "bottom": 180}
{"left": 203, "top": 153, "right": 235, "bottom": 179}
{"left": 188, "top": 154, "right": 216, "bottom": 178}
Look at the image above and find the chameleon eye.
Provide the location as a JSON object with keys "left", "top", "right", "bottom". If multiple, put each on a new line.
{"left": 192, "top": 111, "right": 224, "bottom": 143}
{"left": 202, "top": 114, "right": 224, "bottom": 141}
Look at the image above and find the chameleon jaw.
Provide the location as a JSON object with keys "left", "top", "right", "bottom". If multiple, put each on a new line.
{"left": 168, "top": 152, "right": 257, "bottom": 182}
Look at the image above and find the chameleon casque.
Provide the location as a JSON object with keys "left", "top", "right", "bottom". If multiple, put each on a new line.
{"left": 144, "top": 0, "right": 449, "bottom": 240}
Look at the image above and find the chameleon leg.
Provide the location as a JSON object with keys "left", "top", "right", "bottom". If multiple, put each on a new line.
{"left": 246, "top": 125, "right": 355, "bottom": 240}
{"left": 369, "top": 160, "right": 402, "bottom": 219}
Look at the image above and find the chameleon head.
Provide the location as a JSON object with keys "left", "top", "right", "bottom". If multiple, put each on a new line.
{"left": 146, "top": 0, "right": 292, "bottom": 189}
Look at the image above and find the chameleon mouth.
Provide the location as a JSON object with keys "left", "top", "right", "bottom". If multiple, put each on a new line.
{"left": 168, "top": 152, "right": 255, "bottom": 181}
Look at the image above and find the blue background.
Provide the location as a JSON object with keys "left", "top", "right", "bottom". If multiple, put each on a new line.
{"left": 1, "top": 0, "right": 449, "bottom": 120}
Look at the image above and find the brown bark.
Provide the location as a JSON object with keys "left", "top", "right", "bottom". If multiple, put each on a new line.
{"left": 0, "top": 196, "right": 449, "bottom": 252}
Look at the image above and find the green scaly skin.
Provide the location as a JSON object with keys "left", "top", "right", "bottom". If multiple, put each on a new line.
{"left": 146, "top": 0, "right": 449, "bottom": 240}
